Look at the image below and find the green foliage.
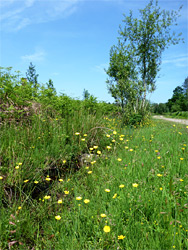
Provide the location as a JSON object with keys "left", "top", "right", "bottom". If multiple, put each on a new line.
{"left": 152, "top": 77, "right": 188, "bottom": 115}
{"left": 106, "top": 0, "right": 183, "bottom": 123}
{"left": 167, "top": 83, "right": 188, "bottom": 112}
{"left": 119, "top": 0, "right": 183, "bottom": 98}
{"left": 83, "top": 89, "right": 90, "bottom": 100}
{"left": 166, "top": 111, "right": 188, "bottom": 119}
{"left": 26, "top": 62, "right": 39, "bottom": 97}
{"left": 151, "top": 103, "right": 169, "bottom": 114}
{"left": 106, "top": 42, "right": 138, "bottom": 111}
{"left": 182, "top": 77, "right": 188, "bottom": 99}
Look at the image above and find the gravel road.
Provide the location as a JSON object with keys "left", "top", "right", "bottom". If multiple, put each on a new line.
{"left": 153, "top": 115, "right": 188, "bottom": 125}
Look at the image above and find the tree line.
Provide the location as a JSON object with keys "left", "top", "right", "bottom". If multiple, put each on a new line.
{"left": 152, "top": 77, "right": 188, "bottom": 114}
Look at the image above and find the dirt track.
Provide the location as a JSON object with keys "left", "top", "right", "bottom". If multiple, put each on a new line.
{"left": 153, "top": 115, "right": 188, "bottom": 125}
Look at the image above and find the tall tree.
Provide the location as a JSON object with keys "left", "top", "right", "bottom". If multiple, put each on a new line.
{"left": 106, "top": 0, "right": 183, "bottom": 112}
{"left": 167, "top": 86, "right": 186, "bottom": 112}
{"left": 182, "top": 76, "right": 188, "bottom": 99}
{"left": 47, "top": 79, "right": 56, "bottom": 93}
{"left": 106, "top": 41, "right": 139, "bottom": 111}
{"left": 26, "top": 62, "right": 39, "bottom": 97}
{"left": 83, "top": 89, "right": 90, "bottom": 100}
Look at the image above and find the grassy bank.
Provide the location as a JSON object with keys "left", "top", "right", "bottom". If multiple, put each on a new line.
{"left": 0, "top": 116, "right": 188, "bottom": 249}
{"left": 158, "top": 112, "right": 188, "bottom": 120}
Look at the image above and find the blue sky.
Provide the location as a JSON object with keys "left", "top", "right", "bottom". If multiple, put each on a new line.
{"left": 0, "top": 0, "right": 188, "bottom": 104}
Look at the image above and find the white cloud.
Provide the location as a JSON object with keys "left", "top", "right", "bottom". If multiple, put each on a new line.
{"left": 21, "top": 49, "right": 46, "bottom": 62}
{"left": 14, "top": 17, "right": 31, "bottom": 31}
{"left": 1, "top": 0, "right": 80, "bottom": 32}
{"left": 92, "top": 63, "right": 108, "bottom": 74}
{"left": 162, "top": 54, "right": 188, "bottom": 67}
{"left": 25, "top": 0, "right": 36, "bottom": 7}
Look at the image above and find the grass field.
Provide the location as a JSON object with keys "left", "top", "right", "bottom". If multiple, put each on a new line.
{"left": 0, "top": 117, "right": 188, "bottom": 249}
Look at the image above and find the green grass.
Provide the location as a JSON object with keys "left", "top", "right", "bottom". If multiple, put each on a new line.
{"left": 164, "top": 111, "right": 188, "bottom": 120}
{"left": 0, "top": 117, "right": 188, "bottom": 250}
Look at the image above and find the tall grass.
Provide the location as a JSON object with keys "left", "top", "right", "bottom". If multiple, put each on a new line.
{"left": 0, "top": 115, "right": 188, "bottom": 249}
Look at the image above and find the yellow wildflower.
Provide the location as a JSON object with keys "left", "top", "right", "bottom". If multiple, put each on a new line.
{"left": 84, "top": 199, "right": 90, "bottom": 204}
{"left": 119, "top": 184, "right": 125, "bottom": 188}
{"left": 132, "top": 183, "right": 139, "bottom": 188}
{"left": 45, "top": 177, "right": 51, "bottom": 181}
{"left": 105, "top": 189, "right": 110, "bottom": 192}
{"left": 55, "top": 215, "right": 61, "bottom": 220}
{"left": 113, "top": 193, "right": 117, "bottom": 199}
{"left": 76, "top": 197, "right": 82, "bottom": 201}
{"left": 100, "top": 214, "right": 107, "bottom": 218}
{"left": 103, "top": 225, "right": 110, "bottom": 233}
{"left": 44, "top": 195, "right": 51, "bottom": 200}
{"left": 157, "top": 174, "right": 163, "bottom": 177}
{"left": 118, "top": 235, "right": 126, "bottom": 240}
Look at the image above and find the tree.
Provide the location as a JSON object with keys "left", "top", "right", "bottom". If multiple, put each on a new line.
{"left": 26, "top": 62, "right": 39, "bottom": 97}
{"left": 46, "top": 79, "right": 56, "bottom": 93}
{"left": 182, "top": 77, "right": 188, "bottom": 99}
{"left": 182, "top": 77, "right": 188, "bottom": 110}
{"left": 83, "top": 89, "right": 90, "bottom": 100}
{"left": 167, "top": 86, "right": 186, "bottom": 112}
{"left": 106, "top": 41, "right": 139, "bottom": 111}
{"left": 106, "top": 0, "right": 183, "bottom": 113}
